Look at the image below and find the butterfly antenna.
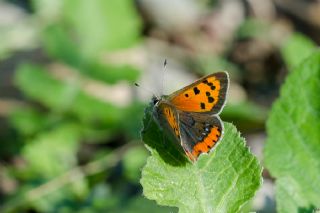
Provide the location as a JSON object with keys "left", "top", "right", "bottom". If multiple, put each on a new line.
{"left": 134, "top": 82, "right": 159, "bottom": 99}
{"left": 161, "top": 59, "right": 167, "bottom": 95}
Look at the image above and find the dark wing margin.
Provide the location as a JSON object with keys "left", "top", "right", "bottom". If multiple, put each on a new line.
{"left": 209, "top": 72, "right": 229, "bottom": 114}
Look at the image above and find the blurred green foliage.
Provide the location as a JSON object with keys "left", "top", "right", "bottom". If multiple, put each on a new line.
{"left": 42, "top": 25, "right": 140, "bottom": 84}
{"left": 221, "top": 102, "right": 268, "bottom": 132}
{"left": 33, "top": 0, "right": 142, "bottom": 55}
{"left": 264, "top": 50, "right": 320, "bottom": 213}
{"left": 1, "top": 0, "right": 319, "bottom": 212}
{"left": 15, "top": 64, "right": 124, "bottom": 127}
{"left": 0, "top": 0, "right": 155, "bottom": 212}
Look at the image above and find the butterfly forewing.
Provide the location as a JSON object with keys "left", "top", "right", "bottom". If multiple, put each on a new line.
{"left": 169, "top": 72, "right": 229, "bottom": 114}
{"left": 177, "top": 113, "right": 223, "bottom": 160}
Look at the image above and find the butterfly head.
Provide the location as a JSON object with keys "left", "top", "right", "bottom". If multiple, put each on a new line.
{"left": 152, "top": 94, "right": 169, "bottom": 107}
{"left": 151, "top": 95, "right": 160, "bottom": 107}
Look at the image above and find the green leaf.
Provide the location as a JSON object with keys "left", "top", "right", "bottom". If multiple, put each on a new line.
{"left": 22, "top": 123, "right": 81, "bottom": 178}
{"left": 275, "top": 177, "right": 316, "bottom": 213}
{"left": 9, "top": 107, "right": 49, "bottom": 136}
{"left": 62, "top": 0, "right": 142, "bottom": 58}
{"left": 264, "top": 51, "right": 320, "bottom": 212}
{"left": 140, "top": 109, "right": 262, "bottom": 212}
{"left": 281, "top": 33, "right": 316, "bottom": 71}
{"left": 42, "top": 25, "right": 82, "bottom": 67}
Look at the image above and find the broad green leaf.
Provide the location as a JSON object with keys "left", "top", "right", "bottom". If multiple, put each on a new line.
{"left": 281, "top": 33, "right": 316, "bottom": 70}
{"left": 264, "top": 51, "right": 320, "bottom": 212}
{"left": 275, "top": 177, "right": 314, "bottom": 213}
{"left": 140, "top": 109, "right": 262, "bottom": 212}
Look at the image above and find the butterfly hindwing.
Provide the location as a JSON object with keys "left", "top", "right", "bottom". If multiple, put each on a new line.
{"left": 178, "top": 112, "right": 223, "bottom": 161}
{"left": 169, "top": 72, "right": 229, "bottom": 114}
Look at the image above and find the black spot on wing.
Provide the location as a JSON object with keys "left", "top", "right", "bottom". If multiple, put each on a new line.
{"left": 200, "top": 102, "right": 205, "bottom": 109}
{"left": 208, "top": 96, "right": 214, "bottom": 103}
{"left": 193, "top": 87, "right": 200, "bottom": 95}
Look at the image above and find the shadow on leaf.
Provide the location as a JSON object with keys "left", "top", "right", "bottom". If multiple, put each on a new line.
{"left": 141, "top": 105, "right": 188, "bottom": 167}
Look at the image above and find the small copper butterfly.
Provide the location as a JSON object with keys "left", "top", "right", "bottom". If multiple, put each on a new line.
{"left": 150, "top": 71, "right": 229, "bottom": 162}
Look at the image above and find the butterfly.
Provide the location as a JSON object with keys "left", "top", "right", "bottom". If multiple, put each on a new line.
{"left": 151, "top": 71, "right": 229, "bottom": 162}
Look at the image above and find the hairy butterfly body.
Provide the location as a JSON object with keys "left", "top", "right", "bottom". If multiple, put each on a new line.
{"left": 152, "top": 72, "right": 229, "bottom": 162}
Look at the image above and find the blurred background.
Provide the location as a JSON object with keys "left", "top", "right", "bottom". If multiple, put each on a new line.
{"left": 0, "top": 0, "right": 318, "bottom": 212}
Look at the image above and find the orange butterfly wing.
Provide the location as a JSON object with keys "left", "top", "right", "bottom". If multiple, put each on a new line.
{"left": 169, "top": 72, "right": 229, "bottom": 114}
